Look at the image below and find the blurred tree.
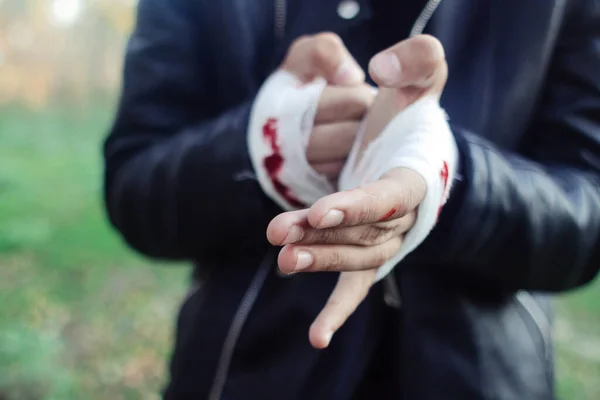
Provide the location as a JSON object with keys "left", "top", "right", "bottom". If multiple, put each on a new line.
{"left": 0, "top": 0, "right": 135, "bottom": 109}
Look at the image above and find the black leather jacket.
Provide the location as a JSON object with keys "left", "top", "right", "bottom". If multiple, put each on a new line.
{"left": 104, "top": 0, "right": 600, "bottom": 398}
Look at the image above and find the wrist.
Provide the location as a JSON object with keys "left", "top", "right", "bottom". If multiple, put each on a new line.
{"left": 247, "top": 70, "right": 334, "bottom": 210}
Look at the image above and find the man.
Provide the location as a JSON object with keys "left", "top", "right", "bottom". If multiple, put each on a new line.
{"left": 104, "top": 0, "right": 600, "bottom": 399}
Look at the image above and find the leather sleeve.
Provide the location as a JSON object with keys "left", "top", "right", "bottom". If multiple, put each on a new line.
{"left": 415, "top": 0, "right": 600, "bottom": 292}
{"left": 103, "top": 0, "right": 275, "bottom": 261}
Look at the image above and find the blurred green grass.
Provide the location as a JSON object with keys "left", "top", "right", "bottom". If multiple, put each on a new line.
{"left": 0, "top": 103, "right": 188, "bottom": 400}
{"left": 0, "top": 103, "right": 598, "bottom": 399}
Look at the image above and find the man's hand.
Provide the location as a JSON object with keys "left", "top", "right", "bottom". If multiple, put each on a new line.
{"left": 267, "top": 35, "right": 449, "bottom": 349}
{"left": 281, "top": 33, "right": 375, "bottom": 181}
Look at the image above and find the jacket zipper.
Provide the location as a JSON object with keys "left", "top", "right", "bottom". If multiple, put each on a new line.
{"left": 275, "top": 0, "right": 287, "bottom": 40}
{"left": 410, "top": 0, "right": 443, "bottom": 37}
{"left": 208, "top": 250, "right": 276, "bottom": 400}
{"left": 276, "top": 0, "right": 442, "bottom": 40}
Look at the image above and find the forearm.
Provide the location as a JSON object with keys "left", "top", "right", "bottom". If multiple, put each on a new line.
{"left": 416, "top": 0, "right": 600, "bottom": 292}
{"left": 416, "top": 129, "right": 600, "bottom": 291}
{"left": 104, "top": 102, "right": 277, "bottom": 261}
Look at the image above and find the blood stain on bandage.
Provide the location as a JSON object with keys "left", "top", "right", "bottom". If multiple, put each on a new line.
{"left": 262, "top": 118, "right": 306, "bottom": 208}
{"left": 436, "top": 161, "right": 450, "bottom": 220}
{"left": 440, "top": 161, "right": 449, "bottom": 191}
{"left": 378, "top": 207, "right": 398, "bottom": 222}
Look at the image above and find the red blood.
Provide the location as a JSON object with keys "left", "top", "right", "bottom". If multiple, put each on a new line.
{"left": 263, "top": 153, "right": 283, "bottom": 175}
{"left": 263, "top": 118, "right": 280, "bottom": 153}
{"left": 262, "top": 118, "right": 306, "bottom": 208}
{"left": 436, "top": 161, "right": 450, "bottom": 222}
{"left": 378, "top": 207, "right": 397, "bottom": 222}
{"left": 440, "top": 161, "right": 449, "bottom": 192}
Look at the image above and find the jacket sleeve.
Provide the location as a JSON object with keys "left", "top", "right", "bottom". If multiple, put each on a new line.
{"left": 415, "top": 0, "right": 600, "bottom": 292}
{"left": 103, "top": 0, "right": 276, "bottom": 261}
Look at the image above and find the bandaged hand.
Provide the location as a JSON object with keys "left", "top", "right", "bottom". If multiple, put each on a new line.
{"left": 248, "top": 33, "right": 375, "bottom": 209}
{"left": 267, "top": 35, "right": 458, "bottom": 349}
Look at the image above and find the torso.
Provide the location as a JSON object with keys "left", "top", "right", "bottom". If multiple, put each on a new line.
{"left": 181, "top": 1, "right": 567, "bottom": 398}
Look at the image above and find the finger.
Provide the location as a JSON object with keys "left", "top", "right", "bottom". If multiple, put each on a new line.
{"left": 311, "top": 160, "right": 345, "bottom": 178}
{"left": 306, "top": 121, "right": 360, "bottom": 163}
{"left": 368, "top": 34, "right": 447, "bottom": 96}
{"left": 277, "top": 236, "right": 402, "bottom": 274}
{"left": 269, "top": 208, "right": 416, "bottom": 247}
{"left": 309, "top": 270, "right": 377, "bottom": 349}
{"left": 267, "top": 209, "right": 310, "bottom": 246}
{"left": 314, "top": 85, "right": 376, "bottom": 123}
{"left": 282, "top": 33, "right": 365, "bottom": 86}
{"left": 307, "top": 168, "right": 426, "bottom": 229}
{"left": 287, "top": 214, "right": 416, "bottom": 246}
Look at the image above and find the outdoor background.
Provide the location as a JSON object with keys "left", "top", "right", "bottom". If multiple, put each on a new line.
{"left": 0, "top": 0, "right": 598, "bottom": 399}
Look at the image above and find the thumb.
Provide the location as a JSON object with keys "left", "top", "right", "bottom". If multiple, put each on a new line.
{"left": 354, "top": 36, "right": 448, "bottom": 166}
{"left": 282, "top": 33, "right": 365, "bottom": 86}
{"left": 368, "top": 34, "right": 447, "bottom": 98}
{"left": 309, "top": 270, "right": 376, "bottom": 349}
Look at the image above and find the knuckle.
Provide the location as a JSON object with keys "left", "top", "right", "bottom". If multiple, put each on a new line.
{"left": 358, "top": 85, "right": 377, "bottom": 105}
{"left": 321, "top": 250, "right": 344, "bottom": 271}
{"left": 323, "top": 126, "right": 355, "bottom": 157}
{"left": 372, "top": 244, "right": 395, "bottom": 267}
{"left": 283, "top": 35, "right": 312, "bottom": 68}
{"left": 325, "top": 100, "right": 347, "bottom": 119}
{"left": 312, "top": 34, "right": 343, "bottom": 74}
{"left": 383, "top": 179, "right": 411, "bottom": 216}
{"left": 394, "top": 201, "right": 410, "bottom": 219}
{"left": 403, "top": 183, "right": 422, "bottom": 212}
{"left": 395, "top": 214, "right": 415, "bottom": 235}
{"left": 352, "top": 188, "right": 379, "bottom": 223}
{"left": 414, "top": 35, "right": 445, "bottom": 59}
{"left": 336, "top": 121, "right": 361, "bottom": 138}
{"left": 287, "top": 35, "right": 311, "bottom": 56}
{"left": 317, "top": 228, "right": 340, "bottom": 244}
{"left": 315, "top": 32, "right": 343, "bottom": 46}
{"left": 358, "top": 226, "right": 390, "bottom": 246}
{"left": 358, "top": 205, "right": 376, "bottom": 224}
{"left": 412, "top": 34, "right": 445, "bottom": 68}
{"left": 405, "top": 211, "right": 417, "bottom": 228}
{"left": 346, "top": 90, "right": 372, "bottom": 117}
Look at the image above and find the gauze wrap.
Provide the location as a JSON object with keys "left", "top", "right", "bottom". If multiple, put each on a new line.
{"left": 248, "top": 70, "right": 331, "bottom": 209}
{"left": 339, "top": 96, "right": 458, "bottom": 281}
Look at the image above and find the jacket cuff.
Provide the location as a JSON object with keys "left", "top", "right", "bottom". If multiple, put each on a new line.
{"left": 247, "top": 70, "right": 334, "bottom": 210}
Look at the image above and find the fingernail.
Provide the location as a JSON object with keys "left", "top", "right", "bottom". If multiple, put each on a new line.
{"left": 318, "top": 209, "right": 344, "bottom": 229}
{"left": 324, "top": 331, "right": 334, "bottom": 347}
{"left": 295, "top": 251, "right": 314, "bottom": 271}
{"left": 284, "top": 225, "right": 304, "bottom": 244}
{"left": 371, "top": 52, "right": 402, "bottom": 84}
{"left": 334, "top": 58, "right": 363, "bottom": 85}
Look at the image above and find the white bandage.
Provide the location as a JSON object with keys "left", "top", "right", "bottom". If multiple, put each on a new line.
{"left": 248, "top": 70, "right": 334, "bottom": 210}
{"left": 339, "top": 96, "right": 458, "bottom": 281}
